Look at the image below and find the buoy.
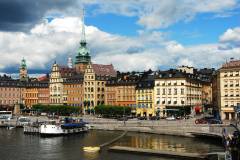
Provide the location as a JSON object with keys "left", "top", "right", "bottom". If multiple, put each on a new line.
{"left": 83, "top": 146, "right": 100, "bottom": 152}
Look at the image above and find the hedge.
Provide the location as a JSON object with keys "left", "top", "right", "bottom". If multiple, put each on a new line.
{"left": 32, "top": 104, "right": 81, "bottom": 116}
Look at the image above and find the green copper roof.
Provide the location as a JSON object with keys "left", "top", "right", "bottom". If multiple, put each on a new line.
{"left": 20, "top": 58, "right": 27, "bottom": 69}
{"left": 75, "top": 8, "right": 91, "bottom": 64}
{"left": 75, "top": 41, "right": 91, "bottom": 64}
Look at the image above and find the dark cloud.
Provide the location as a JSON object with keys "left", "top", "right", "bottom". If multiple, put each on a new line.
{"left": 0, "top": 0, "right": 79, "bottom": 32}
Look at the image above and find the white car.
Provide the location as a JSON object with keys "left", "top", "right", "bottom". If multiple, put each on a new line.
{"left": 166, "top": 116, "right": 176, "bottom": 121}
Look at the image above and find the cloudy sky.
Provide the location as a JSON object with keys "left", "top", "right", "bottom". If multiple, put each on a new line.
{"left": 0, "top": 0, "right": 240, "bottom": 74}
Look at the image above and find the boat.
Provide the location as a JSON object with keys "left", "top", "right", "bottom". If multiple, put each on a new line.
{"left": 83, "top": 146, "right": 100, "bottom": 152}
{"left": 39, "top": 118, "right": 89, "bottom": 136}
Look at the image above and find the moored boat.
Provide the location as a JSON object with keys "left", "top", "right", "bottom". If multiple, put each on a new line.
{"left": 39, "top": 118, "right": 89, "bottom": 136}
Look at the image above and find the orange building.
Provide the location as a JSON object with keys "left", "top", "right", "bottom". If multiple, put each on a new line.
{"left": 25, "top": 82, "right": 49, "bottom": 108}
{"left": 63, "top": 76, "right": 84, "bottom": 108}
{"left": 105, "top": 76, "right": 138, "bottom": 107}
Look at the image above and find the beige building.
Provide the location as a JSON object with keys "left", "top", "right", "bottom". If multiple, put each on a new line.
{"left": 49, "top": 62, "right": 76, "bottom": 105}
{"left": 83, "top": 63, "right": 116, "bottom": 114}
{"left": 154, "top": 71, "right": 202, "bottom": 117}
{"left": 219, "top": 60, "right": 240, "bottom": 120}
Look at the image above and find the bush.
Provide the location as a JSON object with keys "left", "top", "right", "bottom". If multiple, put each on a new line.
{"left": 95, "top": 105, "right": 131, "bottom": 117}
{"left": 32, "top": 104, "right": 81, "bottom": 116}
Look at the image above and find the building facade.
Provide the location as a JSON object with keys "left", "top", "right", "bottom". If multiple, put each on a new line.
{"left": 154, "top": 71, "right": 202, "bottom": 117}
{"left": 0, "top": 76, "right": 25, "bottom": 109}
{"left": 83, "top": 63, "right": 116, "bottom": 114}
{"left": 136, "top": 75, "right": 155, "bottom": 117}
{"left": 219, "top": 60, "right": 240, "bottom": 120}
{"left": 63, "top": 76, "right": 84, "bottom": 109}
{"left": 25, "top": 82, "right": 49, "bottom": 108}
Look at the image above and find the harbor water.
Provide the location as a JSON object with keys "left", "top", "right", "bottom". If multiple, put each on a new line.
{"left": 0, "top": 128, "right": 224, "bottom": 160}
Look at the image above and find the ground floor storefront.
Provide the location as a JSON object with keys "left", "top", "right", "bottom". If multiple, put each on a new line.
{"left": 136, "top": 108, "right": 155, "bottom": 117}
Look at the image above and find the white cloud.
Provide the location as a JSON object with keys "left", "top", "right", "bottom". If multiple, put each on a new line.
{"left": 219, "top": 27, "right": 240, "bottom": 44}
{"left": 86, "top": 0, "right": 238, "bottom": 29}
{"left": 0, "top": 16, "right": 239, "bottom": 73}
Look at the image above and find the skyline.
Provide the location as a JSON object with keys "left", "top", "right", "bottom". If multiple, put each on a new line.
{"left": 0, "top": 0, "right": 239, "bottom": 74}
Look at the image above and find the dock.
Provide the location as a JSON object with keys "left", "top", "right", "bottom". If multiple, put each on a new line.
{"left": 109, "top": 146, "right": 208, "bottom": 160}
{"left": 23, "top": 126, "right": 40, "bottom": 135}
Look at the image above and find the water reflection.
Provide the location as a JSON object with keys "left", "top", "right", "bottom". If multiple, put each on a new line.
{"left": 0, "top": 129, "right": 223, "bottom": 160}
{"left": 115, "top": 132, "right": 223, "bottom": 154}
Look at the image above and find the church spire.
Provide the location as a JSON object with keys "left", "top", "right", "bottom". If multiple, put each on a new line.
{"left": 81, "top": 7, "right": 86, "bottom": 43}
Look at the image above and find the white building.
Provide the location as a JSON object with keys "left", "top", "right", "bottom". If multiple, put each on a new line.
{"left": 219, "top": 60, "right": 240, "bottom": 120}
{"left": 154, "top": 71, "right": 202, "bottom": 117}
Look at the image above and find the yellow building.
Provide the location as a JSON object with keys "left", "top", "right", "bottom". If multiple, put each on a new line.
{"left": 219, "top": 60, "right": 240, "bottom": 120}
{"left": 136, "top": 75, "right": 155, "bottom": 117}
{"left": 83, "top": 63, "right": 117, "bottom": 114}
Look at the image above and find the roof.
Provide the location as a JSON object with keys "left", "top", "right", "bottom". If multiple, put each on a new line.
{"left": 63, "top": 74, "right": 84, "bottom": 84}
{"left": 92, "top": 64, "right": 117, "bottom": 77}
{"left": 59, "top": 66, "right": 77, "bottom": 78}
{"left": 221, "top": 60, "right": 240, "bottom": 69}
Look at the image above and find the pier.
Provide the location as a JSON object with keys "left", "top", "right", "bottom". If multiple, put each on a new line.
{"left": 109, "top": 146, "right": 226, "bottom": 160}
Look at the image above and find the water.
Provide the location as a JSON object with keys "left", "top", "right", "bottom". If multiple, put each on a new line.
{"left": 0, "top": 128, "right": 224, "bottom": 160}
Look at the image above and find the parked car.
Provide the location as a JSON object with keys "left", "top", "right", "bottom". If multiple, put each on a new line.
{"left": 137, "top": 116, "right": 147, "bottom": 120}
{"left": 149, "top": 116, "right": 160, "bottom": 120}
{"left": 166, "top": 116, "right": 176, "bottom": 121}
{"left": 117, "top": 117, "right": 128, "bottom": 121}
{"left": 195, "top": 117, "right": 222, "bottom": 124}
{"left": 18, "top": 117, "right": 31, "bottom": 126}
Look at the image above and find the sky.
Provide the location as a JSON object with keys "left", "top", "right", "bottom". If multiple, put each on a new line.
{"left": 0, "top": 0, "right": 239, "bottom": 74}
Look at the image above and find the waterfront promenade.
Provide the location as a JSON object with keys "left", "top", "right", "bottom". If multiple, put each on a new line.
{"left": 0, "top": 115, "right": 238, "bottom": 139}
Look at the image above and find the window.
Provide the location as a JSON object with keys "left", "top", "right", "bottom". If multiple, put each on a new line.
{"left": 162, "top": 89, "right": 166, "bottom": 95}
{"left": 168, "top": 89, "right": 171, "bottom": 95}
{"left": 181, "top": 88, "right": 184, "bottom": 95}
{"left": 168, "top": 100, "right": 171, "bottom": 104}
{"left": 157, "top": 88, "right": 160, "bottom": 95}
{"left": 174, "top": 88, "right": 177, "bottom": 95}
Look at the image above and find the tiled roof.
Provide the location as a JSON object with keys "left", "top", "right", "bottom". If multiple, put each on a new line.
{"left": 92, "top": 64, "right": 117, "bottom": 77}
{"left": 59, "top": 66, "right": 77, "bottom": 78}
{"left": 221, "top": 60, "right": 240, "bottom": 69}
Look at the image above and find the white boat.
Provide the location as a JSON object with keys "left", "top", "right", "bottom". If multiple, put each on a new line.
{"left": 39, "top": 118, "right": 89, "bottom": 136}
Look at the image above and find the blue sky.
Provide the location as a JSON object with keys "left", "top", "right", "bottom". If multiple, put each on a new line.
{"left": 0, "top": 0, "right": 240, "bottom": 73}
{"left": 85, "top": 7, "right": 240, "bottom": 45}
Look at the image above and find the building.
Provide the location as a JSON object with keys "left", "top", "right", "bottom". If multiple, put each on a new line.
{"left": 83, "top": 63, "right": 117, "bottom": 114}
{"left": 19, "top": 58, "right": 28, "bottom": 81}
{"left": 75, "top": 9, "right": 91, "bottom": 74}
{"left": 219, "top": 59, "right": 240, "bottom": 120}
{"left": 136, "top": 74, "right": 155, "bottom": 117}
{"left": 177, "top": 66, "right": 195, "bottom": 74}
{"left": 25, "top": 81, "right": 49, "bottom": 108}
{"left": 49, "top": 62, "right": 76, "bottom": 105}
{"left": 154, "top": 70, "right": 202, "bottom": 117}
{"left": 105, "top": 76, "right": 137, "bottom": 107}
{"left": 0, "top": 75, "right": 25, "bottom": 109}
{"left": 63, "top": 75, "right": 84, "bottom": 109}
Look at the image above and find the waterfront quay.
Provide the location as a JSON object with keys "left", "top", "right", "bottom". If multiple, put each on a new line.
{"left": 2, "top": 115, "right": 237, "bottom": 138}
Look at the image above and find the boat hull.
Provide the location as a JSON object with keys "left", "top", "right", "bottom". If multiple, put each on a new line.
{"left": 40, "top": 124, "right": 88, "bottom": 137}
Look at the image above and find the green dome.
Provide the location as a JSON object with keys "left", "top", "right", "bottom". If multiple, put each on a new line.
{"left": 75, "top": 41, "right": 91, "bottom": 64}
